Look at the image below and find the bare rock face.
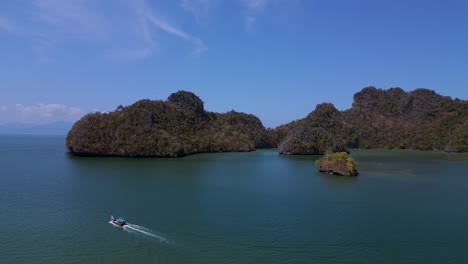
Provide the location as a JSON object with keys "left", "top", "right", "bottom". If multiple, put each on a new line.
{"left": 315, "top": 152, "right": 359, "bottom": 176}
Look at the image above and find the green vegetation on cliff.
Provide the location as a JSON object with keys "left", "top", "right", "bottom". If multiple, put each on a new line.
{"left": 67, "top": 87, "right": 467, "bottom": 157}
{"left": 275, "top": 103, "right": 350, "bottom": 155}
{"left": 66, "top": 91, "right": 272, "bottom": 157}
{"left": 343, "top": 87, "right": 467, "bottom": 151}
{"left": 275, "top": 87, "right": 467, "bottom": 154}
{"left": 315, "top": 152, "right": 359, "bottom": 176}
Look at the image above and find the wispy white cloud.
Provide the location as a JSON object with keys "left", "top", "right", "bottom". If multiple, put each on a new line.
{"left": 133, "top": 0, "right": 207, "bottom": 56}
{"left": 242, "top": 0, "right": 269, "bottom": 31}
{"left": 245, "top": 0, "right": 267, "bottom": 11}
{"left": 33, "top": 0, "right": 110, "bottom": 38}
{"left": 0, "top": 16, "right": 17, "bottom": 33}
{"left": 32, "top": 0, "right": 151, "bottom": 60}
{"left": 242, "top": 0, "right": 302, "bottom": 31}
{"left": 181, "top": 0, "right": 213, "bottom": 24}
{"left": 1, "top": 0, "right": 206, "bottom": 61}
{"left": 146, "top": 13, "right": 207, "bottom": 55}
{"left": 15, "top": 103, "right": 84, "bottom": 123}
{"left": 0, "top": 105, "right": 8, "bottom": 112}
{"left": 244, "top": 16, "right": 256, "bottom": 31}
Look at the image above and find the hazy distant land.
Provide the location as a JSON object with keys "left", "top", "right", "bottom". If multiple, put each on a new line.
{"left": 0, "top": 122, "right": 73, "bottom": 135}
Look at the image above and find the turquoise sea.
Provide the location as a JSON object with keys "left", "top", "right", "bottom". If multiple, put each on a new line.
{"left": 1, "top": 135, "right": 468, "bottom": 263}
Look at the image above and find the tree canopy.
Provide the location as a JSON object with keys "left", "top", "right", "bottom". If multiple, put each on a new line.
{"left": 67, "top": 87, "right": 468, "bottom": 157}
{"left": 67, "top": 91, "right": 272, "bottom": 157}
{"left": 274, "top": 87, "right": 467, "bottom": 154}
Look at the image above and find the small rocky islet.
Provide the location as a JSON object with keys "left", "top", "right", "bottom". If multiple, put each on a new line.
{"left": 66, "top": 87, "right": 467, "bottom": 162}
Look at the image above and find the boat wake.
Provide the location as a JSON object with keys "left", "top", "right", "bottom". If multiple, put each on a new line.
{"left": 109, "top": 221, "right": 168, "bottom": 242}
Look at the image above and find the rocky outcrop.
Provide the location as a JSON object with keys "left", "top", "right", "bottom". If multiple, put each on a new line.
{"left": 315, "top": 152, "right": 359, "bottom": 176}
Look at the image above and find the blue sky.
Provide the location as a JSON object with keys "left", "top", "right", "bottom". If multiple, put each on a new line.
{"left": 0, "top": 0, "right": 467, "bottom": 127}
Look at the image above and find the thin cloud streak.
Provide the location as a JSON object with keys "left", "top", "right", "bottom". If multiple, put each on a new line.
{"left": 245, "top": 0, "right": 267, "bottom": 11}
{"left": 15, "top": 103, "right": 84, "bottom": 123}
{"left": 244, "top": 16, "right": 256, "bottom": 32}
{"left": 134, "top": 0, "right": 207, "bottom": 55}
{"left": 145, "top": 12, "right": 207, "bottom": 55}
{"left": 242, "top": 0, "right": 301, "bottom": 31}
{"left": 2, "top": 0, "right": 206, "bottom": 61}
{"left": 242, "top": 0, "right": 268, "bottom": 31}
{"left": 0, "top": 103, "right": 85, "bottom": 124}
{"left": 33, "top": 0, "right": 110, "bottom": 38}
{"left": 0, "top": 16, "right": 17, "bottom": 33}
{"left": 181, "top": 0, "right": 213, "bottom": 24}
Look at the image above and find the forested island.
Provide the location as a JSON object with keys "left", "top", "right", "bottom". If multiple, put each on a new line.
{"left": 276, "top": 87, "right": 467, "bottom": 154}
{"left": 67, "top": 91, "right": 270, "bottom": 157}
{"left": 66, "top": 87, "right": 467, "bottom": 157}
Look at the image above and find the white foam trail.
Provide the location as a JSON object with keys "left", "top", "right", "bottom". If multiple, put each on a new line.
{"left": 109, "top": 220, "right": 168, "bottom": 242}
{"left": 109, "top": 220, "right": 122, "bottom": 228}
{"left": 123, "top": 223, "right": 168, "bottom": 242}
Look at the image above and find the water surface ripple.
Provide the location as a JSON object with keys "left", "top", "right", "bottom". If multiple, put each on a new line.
{"left": 1, "top": 135, "right": 467, "bottom": 263}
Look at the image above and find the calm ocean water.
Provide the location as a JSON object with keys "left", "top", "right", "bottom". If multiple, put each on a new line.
{"left": 1, "top": 135, "right": 468, "bottom": 264}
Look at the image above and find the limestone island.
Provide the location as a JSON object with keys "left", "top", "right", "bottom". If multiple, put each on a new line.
{"left": 315, "top": 152, "right": 359, "bottom": 176}
{"left": 66, "top": 91, "right": 272, "bottom": 157}
{"left": 67, "top": 87, "right": 467, "bottom": 158}
{"left": 275, "top": 87, "right": 467, "bottom": 154}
